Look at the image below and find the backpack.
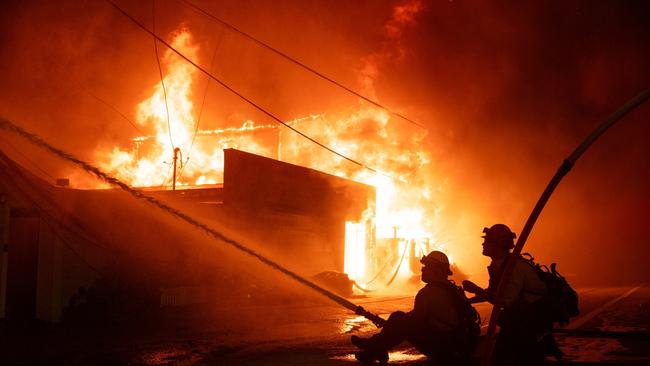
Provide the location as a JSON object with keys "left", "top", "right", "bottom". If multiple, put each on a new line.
{"left": 436, "top": 281, "right": 481, "bottom": 352}
{"left": 520, "top": 253, "right": 580, "bottom": 325}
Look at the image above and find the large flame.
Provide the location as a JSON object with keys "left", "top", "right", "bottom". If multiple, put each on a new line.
{"left": 280, "top": 108, "right": 447, "bottom": 288}
{"left": 98, "top": 27, "right": 449, "bottom": 291}
{"left": 99, "top": 29, "right": 275, "bottom": 187}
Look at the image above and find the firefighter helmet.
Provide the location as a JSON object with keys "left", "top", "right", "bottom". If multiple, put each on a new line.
{"left": 482, "top": 224, "right": 516, "bottom": 249}
{"left": 421, "top": 250, "right": 452, "bottom": 275}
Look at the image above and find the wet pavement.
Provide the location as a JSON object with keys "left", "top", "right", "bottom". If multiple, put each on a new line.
{"left": 1, "top": 286, "right": 649, "bottom": 365}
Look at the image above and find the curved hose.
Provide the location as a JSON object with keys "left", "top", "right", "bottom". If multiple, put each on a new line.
{"left": 385, "top": 240, "right": 410, "bottom": 287}
{"left": 364, "top": 253, "right": 395, "bottom": 286}
{"left": 481, "top": 88, "right": 650, "bottom": 365}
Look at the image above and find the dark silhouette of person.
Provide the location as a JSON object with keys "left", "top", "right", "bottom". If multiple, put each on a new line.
{"left": 462, "top": 224, "right": 555, "bottom": 365}
{"left": 351, "top": 250, "right": 477, "bottom": 363}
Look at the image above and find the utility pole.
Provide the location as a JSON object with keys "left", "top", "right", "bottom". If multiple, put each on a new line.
{"left": 172, "top": 147, "right": 180, "bottom": 191}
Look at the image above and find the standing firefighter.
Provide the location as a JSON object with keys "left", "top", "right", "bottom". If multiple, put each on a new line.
{"left": 463, "top": 224, "right": 560, "bottom": 365}
{"left": 351, "top": 251, "right": 480, "bottom": 363}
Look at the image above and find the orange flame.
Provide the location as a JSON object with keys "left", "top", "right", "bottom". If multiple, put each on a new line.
{"left": 98, "top": 26, "right": 450, "bottom": 290}
{"left": 99, "top": 29, "right": 275, "bottom": 187}
{"left": 280, "top": 108, "right": 448, "bottom": 287}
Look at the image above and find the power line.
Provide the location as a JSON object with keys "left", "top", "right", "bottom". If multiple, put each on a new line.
{"left": 0, "top": 143, "right": 217, "bottom": 277}
{"left": 0, "top": 150, "right": 112, "bottom": 256}
{"left": 108, "top": 0, "right": 388, "bottom": 176}
{"left": 159, "top": 161, "right": 174, "bottom": 189}
{"left": 177, "top": 25, "right": 225, "bottom": 182}
{"left": 70, "top": 78, "right": 144, "bottom": 135}
{"left": 11, "top": 187, "right": 107, "bottom": 277}
{"left": 152, "top": 0, "right": 175, "bottom": 151}
{"left": 178, "top": 0, "right": 427, "bottom": 130}
{"left": 191, "top": 28, "right": 222, "bottom": 154}
{"left": 0, "top": 116, "right": 387, "bottom": 327}
{"left": 0, "top": 135, "right": 57, "bottom": 181}
{"left": 0, "top": 146, "right": 184, "bottom": 275}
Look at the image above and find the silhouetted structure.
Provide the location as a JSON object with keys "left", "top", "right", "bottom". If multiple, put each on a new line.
{"left": 0, "top": 148, "right": 374, "bottom": 323}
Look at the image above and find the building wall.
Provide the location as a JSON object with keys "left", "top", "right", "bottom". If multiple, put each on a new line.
{"left": 35, "top": 217, "right": 62, "bottom": 322}
{"left": 0, "top": 149, "right": 375, "bottom": 317}
{"left": 5, "top": 210, "right": 39, "bottom": 322}
{"left": 0, "top": 194, "right": 101, "bottom": 323}
{"left": 222, "top": 149, "right": 374, "bottom": 275}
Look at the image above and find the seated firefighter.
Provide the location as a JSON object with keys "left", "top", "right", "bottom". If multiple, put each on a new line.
{"left": 462, "top": 224, "right": 558, "bottom": 365}
{"left": 351, "top": 251, "right": 480, "bottom": 363}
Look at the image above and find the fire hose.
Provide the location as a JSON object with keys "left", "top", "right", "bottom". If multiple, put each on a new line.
{"left": 0, "top": 116, "right": 387, "bottom": 328}
{"left": 364, "top": 253, "right": 395, "bottom": 286}
{"left": 385, "top": 238, "right": 410, "bottom": 287}
{"left": 6, "top": 91, "right": 645, "bottom": 338}
{"left": 481, "top": 88, "right": 650, "bottom": 366}
{"left": 0, "top": 117, "right": 386, "bottom": 327}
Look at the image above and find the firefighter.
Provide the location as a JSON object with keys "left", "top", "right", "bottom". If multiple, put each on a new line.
{"left": 462, "top": 224, "right": 554, "bottom": 365}
{"left": 351, "top": 250, "right": 478, "bottom": 363}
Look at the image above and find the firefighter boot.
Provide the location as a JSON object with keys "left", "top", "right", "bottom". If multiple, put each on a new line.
{"left": 541, "top": 333, "right": 564, "bottom": 361}
{"left": 351, "top": 335, "right": 373, "bottom": 350}
{"left": 355, "top": 350, "right": 389, "bottom": 364}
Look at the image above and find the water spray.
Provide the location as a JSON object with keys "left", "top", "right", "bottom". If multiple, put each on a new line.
{"left": 0, "top": 116, "right": 386, "bottom": 328}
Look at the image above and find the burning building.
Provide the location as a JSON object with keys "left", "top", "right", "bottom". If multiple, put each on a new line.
{"left": 91, "top": 26, "right": 441, "bottom": 290}
{"left": 0, "top": 18, "right": 451, "bottom": 324}
{"left": 0, "top": 146, "right": 377, "bottom": 323}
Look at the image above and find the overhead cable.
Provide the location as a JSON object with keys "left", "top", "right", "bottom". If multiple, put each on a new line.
{"left": 179, "top": 0, "right": 427, "bottom": 130}
{"left": 481, "top": 88, "right": 650, "bottom": 365}
{"left": 71, "top": 78, "right": 144, "bottom": 135}
{"left": 0, "top": 135, "right": 56, "bottom": 180}
{"left": 0, "top": 116, "right": 386, "bottom": 328}
{"left": 108, "top": 0, "right": 386, "bottom": 176}
{"left": 177, "top": 26, "right": 225, "bottom": 181}
{"left": 152, "top": 0, "right": 175, "bottom": 150}
{"left": 159, "top": 161, "right": 174, "bottom": 189}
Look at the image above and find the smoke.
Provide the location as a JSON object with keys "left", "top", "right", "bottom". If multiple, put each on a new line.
{"left": 1, "top": 0, "right": 649, "bottom": 291}
{"left": 358, "top": 0, "right": 423, "bottom": 98}
{"left": 383, "top": 1, "right": 650, "bottom": 285}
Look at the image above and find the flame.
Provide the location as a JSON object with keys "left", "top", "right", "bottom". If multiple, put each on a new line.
{"left": 344, "top": 222, "right": 367, "bottom": 283}
{"left": 97, "top": 26, "right": 449, "bottom": 291}
{"left": 280, "top": 108, "right": 448, "bottom": 287}
{"left": 99, "top": 29, "right": 275, "bottom": 187}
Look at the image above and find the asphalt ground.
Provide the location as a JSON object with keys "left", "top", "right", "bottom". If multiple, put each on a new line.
{"left": 1, "top": 285, "right": 649, "bottom": 365}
